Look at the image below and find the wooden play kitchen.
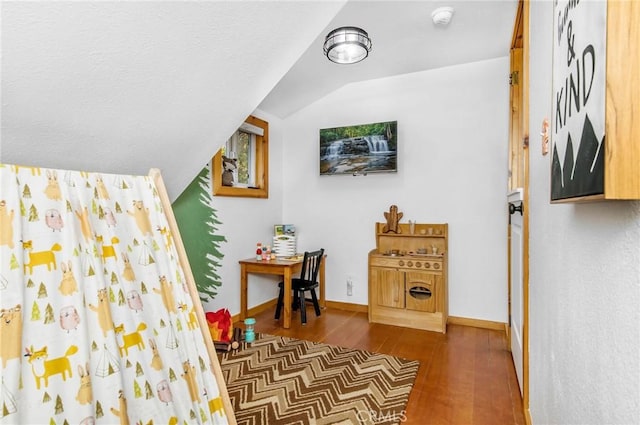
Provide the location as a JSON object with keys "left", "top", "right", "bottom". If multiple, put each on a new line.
{"left": 368, "top": 206, "right": 448, "bottom": 333}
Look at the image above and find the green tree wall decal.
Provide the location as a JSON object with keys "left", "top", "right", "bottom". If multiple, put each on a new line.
{"left": 173, "top": 165, "right": 226, "bottom": 301}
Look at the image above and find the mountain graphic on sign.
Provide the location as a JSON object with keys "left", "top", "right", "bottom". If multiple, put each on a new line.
{"left": 551, "top": 114, "right": 604, "bottom": 200}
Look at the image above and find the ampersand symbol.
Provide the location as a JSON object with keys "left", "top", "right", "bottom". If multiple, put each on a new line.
{"left": 566, "top": 20, "right": 576, "bottom": 66}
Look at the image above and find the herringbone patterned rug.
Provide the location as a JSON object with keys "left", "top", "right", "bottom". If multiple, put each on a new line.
{"left": 219, "top": 333, "right": 419, "bottom": 425}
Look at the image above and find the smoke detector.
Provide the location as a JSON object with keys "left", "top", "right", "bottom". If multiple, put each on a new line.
{"left": 432, "top": 7, "right": 454, "bottom": 26}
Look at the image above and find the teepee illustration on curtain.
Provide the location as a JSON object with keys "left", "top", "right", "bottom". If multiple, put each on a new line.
{"left": 2, "top": 380, "right": 17, "bottom": 417}
{"left": 138, "top": 242, "right": 155, "bottom": 266}
{"left": 0, "top": 274, "right": 7, "bottom": 290}
{"left": 166, "top": 321, "right": 179, "bottom": 349}
{"left": 83, "top": 249, "right": 97, "bottom": 277}
{"left": 112, "top": 175, "right": 129, "bottom": 189}
{"left": 64, "top": 170, "right": 79, "bottom": 187}
{"left": 95, "top": 345, "right": 120, "bottom": 378}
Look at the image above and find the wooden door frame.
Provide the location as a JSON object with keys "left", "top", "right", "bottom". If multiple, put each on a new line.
{"left": 509, "top": 1, "right": 531, "bottom": 424}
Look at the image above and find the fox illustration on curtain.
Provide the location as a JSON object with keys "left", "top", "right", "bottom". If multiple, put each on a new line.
{"left": 0, "top": 164, "right": 233, "bottom": 424}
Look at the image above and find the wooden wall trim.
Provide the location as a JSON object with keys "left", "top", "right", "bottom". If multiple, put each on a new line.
{"left": 234, "top": 301, "right": 512, "bottom": 334}
{"left": 447, "top": 316, "right": 506, "bottom": 331}
{"left": 325, "top": 301, "right": 369, "bottom": 313}
{"left": 231, "top": 299, "right": 277, "bottom": 323}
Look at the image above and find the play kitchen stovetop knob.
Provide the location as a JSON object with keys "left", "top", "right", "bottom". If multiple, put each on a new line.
{"left": 416, "top": 262, "right": 422, "bottom": 267}
{"left": 424, "top": 262, "right": 430, "bottom": 268}
{"left": 398, "top": 260, "right": 404, "bottom": 266}
{"left": 407, "top": 261, "right": 413, "bottom": 267}
{"left": 433, "top": 263, "right": 440, "bottom": 270}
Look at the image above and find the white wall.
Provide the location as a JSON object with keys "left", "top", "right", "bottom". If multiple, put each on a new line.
{"left": 528, "top": 2, "right": 640, "bottom": 423}
{"left": 281, "top": 58, "right": 510, "bottom": 322}
{"left": 201, "top": 108, "right": 285, "bottom": 315}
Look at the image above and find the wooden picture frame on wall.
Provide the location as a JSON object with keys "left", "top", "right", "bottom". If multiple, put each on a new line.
{"left": 550, "top": 0, "right": 607, "bottom": 202}
{"left": 212, "top": 115, "right": 269, "bottom": 198}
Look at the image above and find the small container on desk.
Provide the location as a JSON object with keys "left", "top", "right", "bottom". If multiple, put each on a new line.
{"left": 244, "top": 318, "right": 256, "bottom": 343}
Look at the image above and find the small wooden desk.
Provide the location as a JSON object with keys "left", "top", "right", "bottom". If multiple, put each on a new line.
{"left": 239, "top": 256, "right": 325, "bottom": 329}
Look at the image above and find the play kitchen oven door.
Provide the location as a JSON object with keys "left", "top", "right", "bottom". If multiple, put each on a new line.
{"left": 369, "top": 255, "right": 445, "bottom": 332}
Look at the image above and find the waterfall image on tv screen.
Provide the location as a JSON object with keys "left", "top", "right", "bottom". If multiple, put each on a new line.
{"left": 319, "top": 120, "right": 397, "bottom": 176}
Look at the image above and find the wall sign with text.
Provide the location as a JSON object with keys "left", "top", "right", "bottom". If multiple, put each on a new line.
{"left": 551, "top": 0, "right": 606, "bottom": 201}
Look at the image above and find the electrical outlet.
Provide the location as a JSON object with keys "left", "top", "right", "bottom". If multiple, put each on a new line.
{"left": 347, "top": 277, "right": 353, "bottom": 296}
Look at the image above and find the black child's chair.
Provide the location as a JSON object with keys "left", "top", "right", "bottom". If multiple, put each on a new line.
{"left": 275, "top": 248, "right": 324, "bottom": 325}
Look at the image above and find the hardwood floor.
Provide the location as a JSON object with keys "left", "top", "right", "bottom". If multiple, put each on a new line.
{"left": 246, "top": 306, "right": 526, "bottom": 425}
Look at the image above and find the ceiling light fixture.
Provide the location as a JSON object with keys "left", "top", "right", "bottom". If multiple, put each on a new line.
{"left": 431, "top": 7, "right": 454, "bottom": 26}
{"left": 323, "top": 26, "right": 372, "bottom": 64}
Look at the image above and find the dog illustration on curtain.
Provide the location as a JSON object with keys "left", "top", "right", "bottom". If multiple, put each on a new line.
{"left": 22, "top": 241, "right": 62, "bottom": 274}
{"left": 96, "top": 235, "right": 120, "bottom": 261}
{"left": 178, "top": 303, "right": 199, "bottom": 330}
{"left": 25, "top": 345, "right": 78, "bottom": 389}
{"left": 114, "top": 322, "right": 147, "bottom": 356}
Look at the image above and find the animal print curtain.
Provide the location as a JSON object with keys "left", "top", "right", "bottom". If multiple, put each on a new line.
{"left": 0, "top": 164, "right": 230, "bottom": 425}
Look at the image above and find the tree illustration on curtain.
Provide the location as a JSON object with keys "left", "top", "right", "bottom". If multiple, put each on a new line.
{"left": 173, "top": 164, "right": 226, "bottom": 301}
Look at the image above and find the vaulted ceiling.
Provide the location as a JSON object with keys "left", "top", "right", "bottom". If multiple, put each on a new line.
{"left": 1, "top": 1, "right": 517, "bottom": 199}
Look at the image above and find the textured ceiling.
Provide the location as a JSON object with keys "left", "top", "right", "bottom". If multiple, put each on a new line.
{"left": 1, "top": 1, "right": 346, "bottom": 198}
{"left": 1, "top": 0, "right": 517, "bottom": 198}
{"left": 259, "top": 0, "right": 518, "bottom": 118}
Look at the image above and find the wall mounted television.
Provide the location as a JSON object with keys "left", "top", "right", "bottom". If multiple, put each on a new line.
{"left": 319, "top": 120, "right": 397, "bottom": 176}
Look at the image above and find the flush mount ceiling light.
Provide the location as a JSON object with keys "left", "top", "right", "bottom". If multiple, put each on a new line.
{"left": 323, "top": 26, "right": 372, "bottom": 64}
{"left": 431, "top": 7, "right": 454, "bottom": 26}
